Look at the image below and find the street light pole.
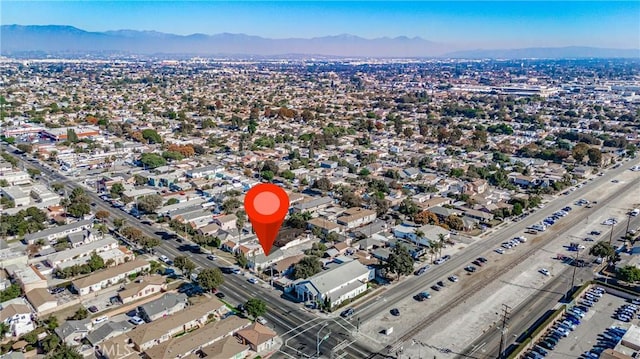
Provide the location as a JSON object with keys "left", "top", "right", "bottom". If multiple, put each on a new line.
{"left": 316, "top": 323, "right": 330, "bottom": 358}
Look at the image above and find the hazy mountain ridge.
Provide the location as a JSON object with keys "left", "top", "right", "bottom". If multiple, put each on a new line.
{"left": 2, "top": 25, "right": 638, "bottom": 59}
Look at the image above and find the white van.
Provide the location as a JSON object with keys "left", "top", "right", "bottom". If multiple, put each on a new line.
{"left": 631, "top": 209, "right": 639, "bottom": 217}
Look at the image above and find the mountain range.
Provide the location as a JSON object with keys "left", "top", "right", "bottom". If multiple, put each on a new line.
{"left": 2, "top": 25, "right": 639, "bottom": 59}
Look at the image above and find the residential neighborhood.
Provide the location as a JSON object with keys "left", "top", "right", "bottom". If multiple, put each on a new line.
{"left": 0, "top": 53, "right": 638, "bottom": 359}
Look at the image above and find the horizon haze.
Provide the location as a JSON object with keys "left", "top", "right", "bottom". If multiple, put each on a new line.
{"left": 2, "top": 1, "right": 640, "bottom": 52}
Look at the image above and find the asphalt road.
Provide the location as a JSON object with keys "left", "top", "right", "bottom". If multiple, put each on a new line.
{"left": 462, "top": 216, "right": 640, "bottom": 359}
{"left": 5, "top": 144, "right": 639, "bottom": 359}
{"left": 351, "top": 157, "right": 640, "bottom": 352}
{"left": 4, "top": 145, "right": 374, "bottom": 359}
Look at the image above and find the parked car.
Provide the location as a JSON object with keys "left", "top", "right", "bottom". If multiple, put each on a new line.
{"left": 129, "top": 316, "right": 145, "bottom": 325}
{"left": 88, "top": 306, "right": 99, "bottom": 313}
{"left": 390, "top": 308, "right": 400, "bottom": 316}
{"left": 448, "top": 275, "right": 459, "bottom": 282}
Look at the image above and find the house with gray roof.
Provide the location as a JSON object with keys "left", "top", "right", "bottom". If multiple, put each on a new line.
{"left": 137, "top": 292, "right": 189, "bottom": 322}
{"left": 55, "top": 319, "right": 92, "bottom": 346}
{"left": 86, "top": 320, "right": 134, "bottom": 346}
{"left": 293, "top": 260, "right": 372, "bottom": 308}
{"left": 23, "top": 219, "right": 93, "bottom": 245}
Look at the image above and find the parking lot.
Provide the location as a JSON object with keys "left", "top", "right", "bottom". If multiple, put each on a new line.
{"left": 545, "top": 290, "right": 634, "bottom": 358}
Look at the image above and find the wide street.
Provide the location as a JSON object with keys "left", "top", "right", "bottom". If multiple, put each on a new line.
{"left": 353, "top": 157, "right": 640, "bottom": 354}
{"left": 4, "top": 144, "right": 375, "bottom": 359}
{"left": 462, "top": 216, "right": 640, "bottom": 359}
{"left": 5, "top": 142, "right": 639, "bottom": 359}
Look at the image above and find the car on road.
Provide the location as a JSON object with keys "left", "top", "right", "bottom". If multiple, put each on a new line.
{"left": 256, "top": 316, "right": 268, "bottom": 325}
{"left": 590, "top": 230, "right": 602, "bottom": 235}
{"left": 539, "top": 268, "right": 551, "bottom": 276}
{"left": 434, "top": 255, "right": 451, "bottom": 265}
{"left": 88, "top": 306, "right": 99, "bottom": 313}
{"left": 390, "top": 308, "right": 400, "bottom": 316}
{"left": 206, "top": 254, "right": 216, "bottom": 261}
{"left": 340, "top": 308, "right": 355, "bottom": 317}
{"left": 159, "top": 255, "right": 169, "bottom": 263}
{"left": 464, "top": 266, "right": 477, "bottom": 273}
{"left": 129, "top": 316, "right": 145, "bottom": 325}
{"left": 414, "top": 265, "right": 431, "bottom": 276}
{"left": 247, "top": 277, "right": 258, "bottom": 284}
{"left": 448, "top": 275, "right": 459, "bottom": 282}
{"left": 215, "top": 292, "right": 226, "bottom": 299}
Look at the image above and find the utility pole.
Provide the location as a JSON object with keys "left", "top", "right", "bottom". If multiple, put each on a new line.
{"left": 567, "top": 248, "right": 581, "bottom": 302}
{"left": 497, "top": 304, "right": 511, "bottom": 359}
{"left": 609, "top": 223, "right": 615, "bottom": 245}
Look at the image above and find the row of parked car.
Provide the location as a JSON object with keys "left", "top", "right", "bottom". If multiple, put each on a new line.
{"left": 583, "top": 326, "right": 627, "bottom": 359}
{"left": 495, "top": 236, "right": 527, "bottom": 254}
{"left": 526, "top": 288, "right": 606, "bottom": 358}
{"left": 614, "top": 303, "right": 638, "bottom": 322}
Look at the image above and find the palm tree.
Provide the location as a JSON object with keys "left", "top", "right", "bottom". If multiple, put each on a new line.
{"left": 428, "top": 245, "right": 437, "bottom": 264}
{"left": 437, "top": 233, "right": 447, "bottom": 258}
{"left": 413, "top": 229, "right": 425, "bottom": 245}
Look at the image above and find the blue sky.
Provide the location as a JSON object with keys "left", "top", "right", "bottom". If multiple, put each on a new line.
{"left": 2, "top": 1, "right": 639, "bottom": 48}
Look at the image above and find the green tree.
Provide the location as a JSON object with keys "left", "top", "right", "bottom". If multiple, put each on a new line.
{"left": 445, "top": 215, "right": 464, "bottom": 231}
{"left": 113, "top": 217, "right": 126, "bottom": 229}
{"left": 45, "top": 343, "right": 83, "bottom": 359}
{"left": 196, "top": 267, "right": 224, "bottom": 291}
{"left": 292, "top": 256, "right": 322, "bottom": 279}
{"left": 88, "top": 251, "right": 105, "bottom": 271}
{"left": 235, "top": 252, "right": 248, "bottom": 268}
{"left": 587, "top": 148, "right": 602, "bottom": 166}
{"left": 51, "top": 182, "right": 64, "bottom": 193}
{"left": 110, "top": 182, "right": 125, "bottom": 198}
{"left": 572, "top": 143, "right": 590, "bottom": 162}
{"left": 618, "top": 265, "right": 640, "bottom": 283}
{"left": 68, "top": 306, "right": 88, "bottom": 320}
{"left": 66, "top": 129, "right": 79, "bottom": 143}
{"left": 174, "top": 255, "right": 196, "bottom": 276}
{"left": 281, "top": 169, "right": 295, "bottom": 181}
{"left": 141, "top": 129, "right": 163, "bottom": 144}
{"left": 16, "top": 143, "right": 33, "bottom": 154}
{"left": 139, "top": 236, "right": 160, "bottom": 250}
{"left": 0, "top": 284, "right": 22, "bottom": 302}
{"left": 139, "top": 153, "right": 167, "bottom": 169}
{"left": 313, "top": 177, "right": 333, "bottom": 192}
{"left": 0, "top": 322, "right": 8, "bottom": 337}
{"left": 245, "top": 298, "right": 267, "bottom": 320}
{"left": 589, "top": 241, "right": 615, "bottom": 260}
{"left": 513, "top": 202, "right": 523, "bottom": 216}
{"left": 137, "top": 194, "right": 163, "bottom": 213}
{"left": 165, "top": 198, "right": 180, "bottom": 206}
{"left": 222, "top": 197, "right": 241, "bottom": 213}
{"left": 387, "top": 244, "right": 414, "bottom": 280}
{"left": 45, "top": 315, "right": 59, "bottom": 331}
{"left": 261, "top": 170, "right": 274, "bottom": 181}
{"left": 41, "top": 334, "right": 61, "bottom": 352}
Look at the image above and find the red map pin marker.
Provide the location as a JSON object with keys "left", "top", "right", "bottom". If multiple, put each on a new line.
{"left": 244, "top": 183, "right": 290, "bottom": 256}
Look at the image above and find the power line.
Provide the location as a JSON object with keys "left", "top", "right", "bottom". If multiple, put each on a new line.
{"left": 497, "top": 304, "right": 511, "bottom": 359}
